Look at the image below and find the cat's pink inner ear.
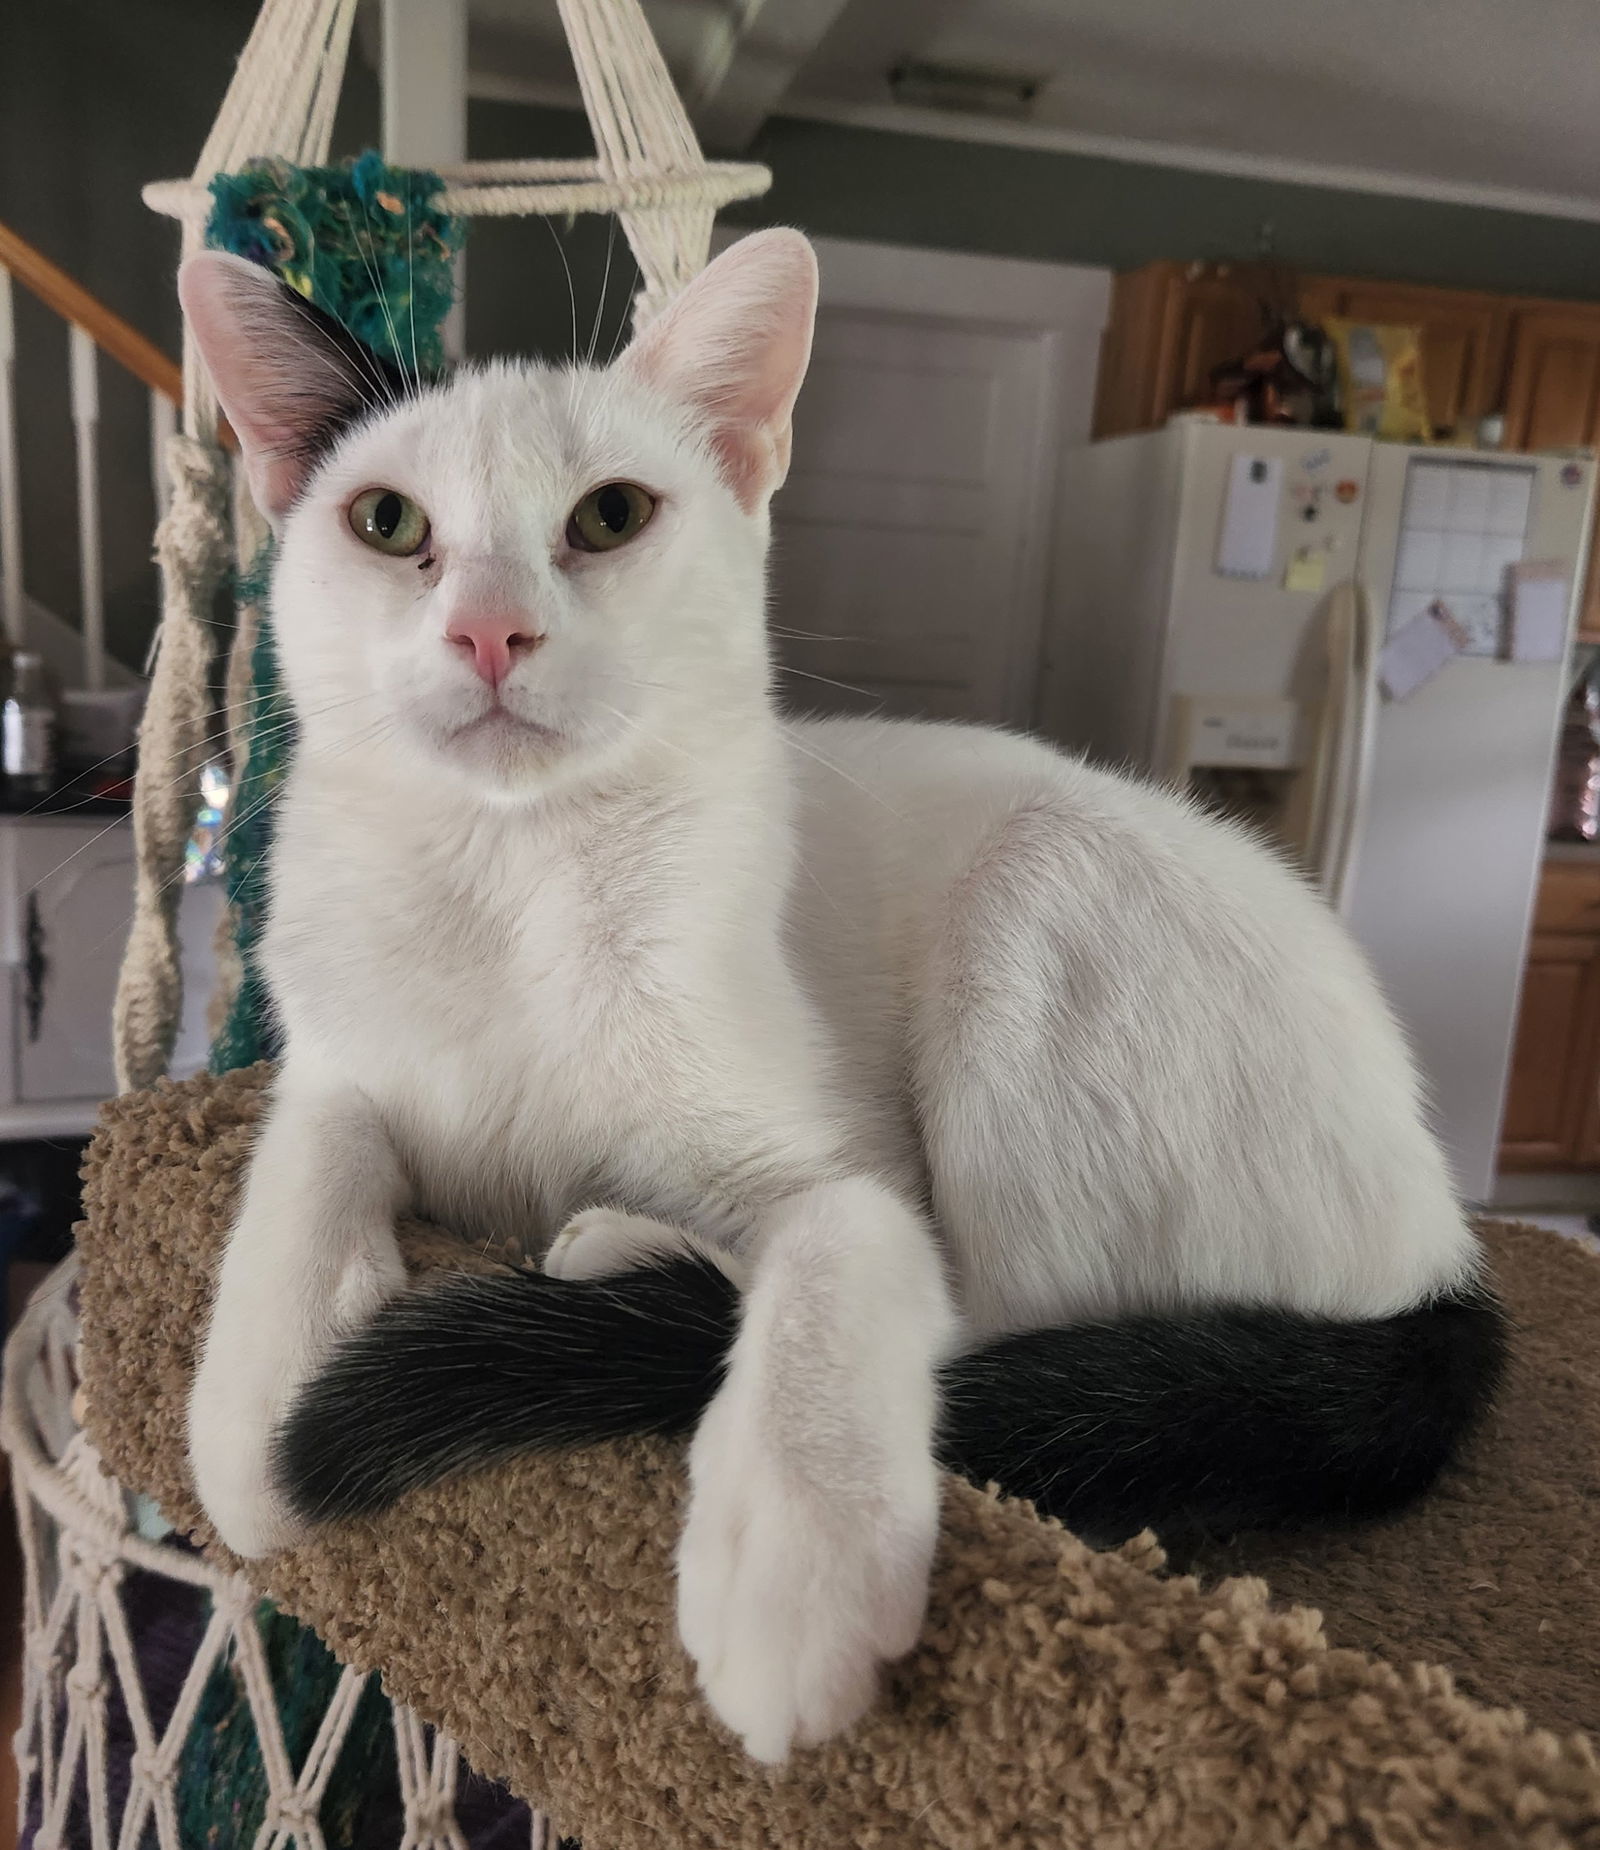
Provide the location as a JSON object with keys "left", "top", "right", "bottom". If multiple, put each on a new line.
{"left": 619, "top": 230, "right": 818, "bottom": 511}
{"left": 178, "top": 252, "right": 376, "bottom": 522}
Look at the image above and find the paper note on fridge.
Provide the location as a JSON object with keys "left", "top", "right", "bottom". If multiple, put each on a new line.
{"left": 1215, "top": 454, "right": 1283, "bottom": 579}
{"left": 1379, "top": 601, "right": 1470, "bottom": 701}
{"left": 1507, "top": 561, "right": 1572, "bottom": 663}
{"left": 1285, "top": 546, "right": 1328, "bottom": 593}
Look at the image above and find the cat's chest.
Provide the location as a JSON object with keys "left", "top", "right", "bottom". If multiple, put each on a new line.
{"left": 277, "top": 851, "right": 665, "bottom": 1083}
{"left": 266, "top": 836, "right": 728, "bottom": 1223}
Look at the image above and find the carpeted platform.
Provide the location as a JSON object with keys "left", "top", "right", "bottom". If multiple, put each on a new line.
{"left": 73, "top": 1066, "right": 1600, "bottom": 1848}
{"left": 1187, "top": 1216, "right": 1599, "bottom": 1741}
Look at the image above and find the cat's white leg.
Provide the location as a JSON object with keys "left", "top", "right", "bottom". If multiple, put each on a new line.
{"left": 677, "top": 1176, "right": 955, "bottom": 1762}
{"left": 189, "top": 1071, "right": 407, "bottom": 1557}
{"left": 544, "top": 1207, "right": 748, "bottom": 1286}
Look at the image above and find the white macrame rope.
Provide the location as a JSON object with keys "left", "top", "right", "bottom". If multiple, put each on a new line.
{"left": 0, "top": 1263, "right": 559, "bottom": 1850}
{"left": 116, "top": 0, "right": 769, "bottom": 1095}
{"left": 147, "top": 158, "right": 769, "bottom": 223}
{"left": 74, "top": 2, "right": 770, "bottom": 1833}
{"left": 115, "top": 0, "right": 367, "bottom": 1092}
{"left": 113, "top": 432, "right": 233, "bottom": 1093}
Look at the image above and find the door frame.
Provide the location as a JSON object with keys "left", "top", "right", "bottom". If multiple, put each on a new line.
{"left": 714, "top": 230, "right": 1111, "bottom": 728}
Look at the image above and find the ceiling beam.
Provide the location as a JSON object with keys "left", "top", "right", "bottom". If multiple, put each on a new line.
{"left": 687, "top": 0, "right": 856, "bottom": 154}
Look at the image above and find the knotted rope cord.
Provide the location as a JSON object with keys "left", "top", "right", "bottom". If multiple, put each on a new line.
{"left": 113, "top": 436, "right": 232, "bottom": 1090}
{"left": 76, "top": 0, "right": 769, "bottom": 1834}
{"left": 2, "top": 1264, "right": 538, "bottom": 1850}
{"left": 119, "top": 0, "right": 768, "bottom": 1090}
{"left": 114, "top": 0, "right": 362, "bottom": 1089}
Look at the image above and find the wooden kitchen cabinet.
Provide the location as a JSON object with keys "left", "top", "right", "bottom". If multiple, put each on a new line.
{"left": 1096, "top": 260, "right": 1573, "bottom": 445}
{"left": 1093, "top": 262, "right": 1276, "bottom": 438}
{"left": 1503, "top": 309, "right": 1600, "bottom": 637}
{"left": 1500, "top": 860, "right": 1600, "bottom": 1169}
{"left": 1502, "top": 308, "right": 1600, "bottom": 451}
{"left": 1295, "top": 278, "right": 1509, "bottom": 440}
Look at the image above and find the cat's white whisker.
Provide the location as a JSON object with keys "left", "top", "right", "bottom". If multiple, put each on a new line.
{"left": 354, "top": 205, "right": 406, "bottom": 390}
{"left": 604, "top": 256, "right": 644, "bottom": 367}
{"left": 542, "top": 217, "right": 579, "bottom": 364}
{"left": 775, "top": 663, "right": 882, "bottom": 703}
{"left": 587, "top": 217, "right": 617, "bottom": 369}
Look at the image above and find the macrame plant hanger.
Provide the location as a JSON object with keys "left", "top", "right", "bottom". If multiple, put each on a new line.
{"left": 0, "top": 4, "right": 768, "bottom": 1845}
{"left": 120, "top": 0, "right": 771, "bottom": 1091}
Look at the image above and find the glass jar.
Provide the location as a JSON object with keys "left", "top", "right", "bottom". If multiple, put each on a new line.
{"left": 1549, "top": 672, "right": 1600, "bottom": 842}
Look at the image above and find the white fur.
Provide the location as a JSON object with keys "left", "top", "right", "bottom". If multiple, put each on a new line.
{"left": 181, "top": 232, "right": 1477, "bottom": 1760}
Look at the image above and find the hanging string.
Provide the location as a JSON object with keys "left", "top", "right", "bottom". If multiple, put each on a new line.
{"left": 119, "top": 0, "right": 768, "bottom": 1089}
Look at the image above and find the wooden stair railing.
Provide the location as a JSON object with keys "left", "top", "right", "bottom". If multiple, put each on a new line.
{"left": 0, "top": 218, "right": 184, "bottom": 690}
{"left": 0, "top": 222, "right": 181, "bottom": 406}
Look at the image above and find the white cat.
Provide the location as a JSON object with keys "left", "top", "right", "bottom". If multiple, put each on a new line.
{"left": 179, "top": 230, "right": 1497, "bottom": 1765}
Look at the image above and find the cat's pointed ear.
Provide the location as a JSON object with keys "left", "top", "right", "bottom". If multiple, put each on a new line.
{"left": 178, "top": 251, "right": 405, "bottom": 522}
{"left": 619, "top": 229, "right": 818, "bottom": 511}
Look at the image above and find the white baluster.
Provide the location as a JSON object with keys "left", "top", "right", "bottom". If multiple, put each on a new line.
{"left": 0, "top": 267, "right": 24, "bottom": 649}
{"left": 149, "top": 387, "right": 177, "bottom": 526}
{"left": 68, "top": 324, "right": 105, "bottom": 692}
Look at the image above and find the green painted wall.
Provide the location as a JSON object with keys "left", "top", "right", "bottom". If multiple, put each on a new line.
{"left": 462, "top": 98, "right": 1600, "bottom": 367}
{"left": 723, "top": 116, "right": 1600, "bottom": 301}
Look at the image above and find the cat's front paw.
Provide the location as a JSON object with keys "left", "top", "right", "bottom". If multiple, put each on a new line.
{"left": 189, "top": 1359, "right": 311, "bottom": 1558}
{"left": 545, "top": 1208, "right": 747, "bottom": 1286}
{"left": 676, "top": 1385, "right": 937, "bottom": 1763}
{"left": 544, "top": 1208, "right": 683, "bottom": 1281}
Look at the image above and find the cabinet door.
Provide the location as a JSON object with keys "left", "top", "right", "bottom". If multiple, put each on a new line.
{"left": 1572, "top": 1061, "right": 1600, "bottom": 1167}
{"left": 1298, "top": 279, "right": 1509, "bottom": 440}
{"left": 1161, "top": 273, "right": 1266, "bottom": 416}
{"left": 1503, "top": 309, "right": 1600, "bottom": 450}
{"left": 1498, "top": 929, "right": 1600, "bottom": 1167}
{"left": 1091, "top": 263, "right": 1266, "bottom": 438}
{"left": 1503, "top": 307, "right": 1600, "bottom": 641}
{"left": 10, "top": 820, "right": 133, "bottom": 1104}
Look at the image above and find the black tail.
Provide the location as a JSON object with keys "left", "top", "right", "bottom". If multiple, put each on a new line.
{"left": 277, "top": 1258, "right": 1506, "bottom": 1544}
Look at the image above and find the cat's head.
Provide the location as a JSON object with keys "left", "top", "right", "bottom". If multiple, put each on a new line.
{"left": 179, "top": 230, "right": 818, "bottom": 800}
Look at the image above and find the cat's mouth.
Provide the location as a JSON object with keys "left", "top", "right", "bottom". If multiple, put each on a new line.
{"left": 449, "top": 707, "right": 562, "bottom": 747}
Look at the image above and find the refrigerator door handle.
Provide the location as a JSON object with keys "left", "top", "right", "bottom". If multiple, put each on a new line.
{"left": 1324, "top": 578, "right": 1382, "bottom": 915}
{"left": 1299, "top": 579, "right": 1381, "bottom": 913}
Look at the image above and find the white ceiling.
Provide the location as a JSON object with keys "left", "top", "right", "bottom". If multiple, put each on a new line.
{"left": 463, "top": 0, "right": 1600, "bottom": 220}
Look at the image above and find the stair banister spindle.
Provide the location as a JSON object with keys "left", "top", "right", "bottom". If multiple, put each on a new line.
{"left": 69, "top": 324, "right": 105, "bottom": 692}
{"left": 149, "top": 388, "right": 177, "bottom": 527}
{"left": 0, "top": 266, "right": 24, "bottom": 650}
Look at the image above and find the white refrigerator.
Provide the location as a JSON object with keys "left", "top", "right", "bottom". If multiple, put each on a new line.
{"left": 1045, "top": 418, "right": 1597, "bottom": 1204}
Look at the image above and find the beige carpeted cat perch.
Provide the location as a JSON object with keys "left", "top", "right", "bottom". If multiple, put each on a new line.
{"left": 57, "top": 1064, "right": 1600, "bottom": 1848}
{"left": 12, "top": 0, "right": 1595, "bottom": 1838}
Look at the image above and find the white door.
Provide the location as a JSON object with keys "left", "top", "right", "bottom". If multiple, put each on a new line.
{"left": 720, "top": 236, "right": 1110, "bottom": 727}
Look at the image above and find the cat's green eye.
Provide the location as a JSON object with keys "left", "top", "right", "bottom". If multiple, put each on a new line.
{"left": 348, "top": 487, "right": 431, "bottom": 556}
{"left": 566, "top": 481, "right": 656, "bottom": 553}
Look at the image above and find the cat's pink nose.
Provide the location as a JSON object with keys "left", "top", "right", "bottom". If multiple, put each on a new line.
{"left": 445, "top": 607, "right": 544, "bottom": 687}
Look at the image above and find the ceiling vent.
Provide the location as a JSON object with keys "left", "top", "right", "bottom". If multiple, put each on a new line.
{"left": 888, "top": 60, "right": 1043, "bottom": 120}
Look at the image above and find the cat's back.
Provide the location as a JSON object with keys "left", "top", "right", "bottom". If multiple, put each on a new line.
{"left": 782, "top": 712, "right": 1471, "bottom": 1324}
{"left": 782, "top": 709, "right": 1387, "bottom": 1054}
{"left": 783, "top": 712, "right": 1300, "bottom": 924}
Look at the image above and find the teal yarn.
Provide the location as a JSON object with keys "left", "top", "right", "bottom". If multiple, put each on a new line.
{"left": 206, "top": 575, "right": 290, "bottom": 1074}
{"left": 206, "top": 149, "right": 462, "bottom": 372}
{"left": 178, "top": 1601, "right": 398, "bottom": 1849}
{"left": 203, "top": 152, "right": 463, "bottom": 1069}
{"left": 177, "top": 153, "right": 462, "bottom": 1833}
